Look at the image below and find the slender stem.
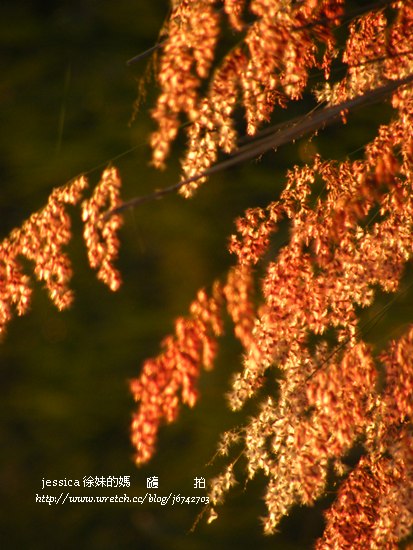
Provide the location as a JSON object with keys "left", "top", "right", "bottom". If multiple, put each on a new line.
{"left": 126, "top": 41, "right": 166, "bottom": 65}
{"left": 105, "top": 75, "right": 413, "bottom": 219}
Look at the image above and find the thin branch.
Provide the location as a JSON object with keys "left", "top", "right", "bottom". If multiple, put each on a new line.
{"left": 105, "top": 74, "right": 413, "bottom": 219}
{"left": 126, "top": 41, "right": 166, "bottom": 65}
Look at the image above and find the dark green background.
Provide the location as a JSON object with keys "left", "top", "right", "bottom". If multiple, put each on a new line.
{"left": 1, "top": 1, "right": 412, "bottom": 549}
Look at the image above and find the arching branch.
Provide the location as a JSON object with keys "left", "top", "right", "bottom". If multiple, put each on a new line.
{"left": 105, "top": 74, "right": 413, "bottom": 219}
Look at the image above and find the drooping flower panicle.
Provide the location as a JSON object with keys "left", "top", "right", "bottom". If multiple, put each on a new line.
{"left": 132, "top": 2, "right": 413, "bottom": 543}
{"left": 82, "top": 167, "right": 123, "bottom": 292}
{"left": 129, "top": 285, "right": 224, "bottom": 464}
{"left": 0, "top": 168, "right": 124, "bottom": 335}
{"left": 0, "top": 176, "right": 88, "bottom": 334}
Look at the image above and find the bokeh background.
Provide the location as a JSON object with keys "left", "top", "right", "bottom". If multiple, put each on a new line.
{"left": 1, "top": 1, "right": 412, "bottom": 549}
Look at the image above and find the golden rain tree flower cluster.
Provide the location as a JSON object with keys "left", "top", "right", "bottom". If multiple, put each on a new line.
{"left": 0, "top": 168, "right": 122, "bottom": 336}
{"left": 130, "top": 285, "right": 224, "bottom": 464}
{"left": 2, "top": 0, "right": 413, "bottom": 547}
{"left": 127, "top": 0, "right": 413, "bottom": 546}
{"left": 81, "top": 166, "right": 123, "bottom": 292}
{"left": 151, "top": 0, "right": 346, "bottom": 196}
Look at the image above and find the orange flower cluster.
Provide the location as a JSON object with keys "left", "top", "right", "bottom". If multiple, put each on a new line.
{"left": 81, "top": 167, "right": 123, "bottom": 292}
{"left": 180, "top": 48, "right": 247, "bottom": 196}
{"left": 129, "top": 286, "right": 224, "bottom": 465}
{"left": 317, "top": 328, "right": 413, "bottom": 550}
{"left": 149, "top": 0, "right": 344, "bottom": 196}
{"left": 318, "top": 329, "right": 413, "bottom": 547}
{"left": 223, "top": 265, "right": 256, "bottom": 349}
{"left": 207, "top": 85, "right": 413, "bottom": 536}
{"left": 150, "top": 0, "right": 220, "bottom": 170}
{"left": 317, "top": 444, "right": 413, "bottom": 549}
{"left": 316, "top": 2, "right": 413, "bottom": 105}
{"left": 1, "top": 1, "right": 412, "bottom": 543}
{"left": 223, "top": 0, "right": 245, "bottom": 31}
{"left": 138, "top": 1, "right": 413, "bottom": 542}
{"left": 0, "top": 168, "right": 124, "bottom": 336}
{"left": 228, "top": 205, "right": 280, "bottom": 266}
{"left": 0, "top": 177, "right": 87, "bottom": 335}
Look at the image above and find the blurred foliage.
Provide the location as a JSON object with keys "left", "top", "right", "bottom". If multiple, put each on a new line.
{"left": 1, "top": 1, "right": 412, "bottom": 549}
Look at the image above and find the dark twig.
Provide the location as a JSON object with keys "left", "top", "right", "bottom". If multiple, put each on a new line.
{"left": 126, "top": 41, "right": 166, "bottom": 65}
{"left": 105, "top": 74, "right": 413, "bottom": 219}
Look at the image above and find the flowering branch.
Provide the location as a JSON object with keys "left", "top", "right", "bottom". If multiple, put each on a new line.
{"left": 106, "top": 74, "right": 413, "bottom": 219}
